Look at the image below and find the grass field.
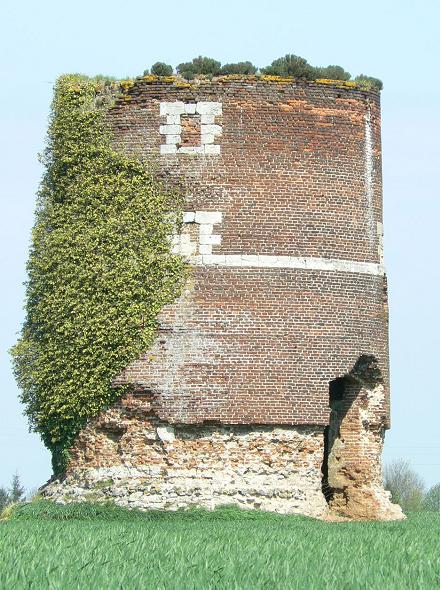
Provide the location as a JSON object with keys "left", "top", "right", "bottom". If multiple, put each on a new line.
{"left": 1, "top": 501, "right": 439, "bottom": 589}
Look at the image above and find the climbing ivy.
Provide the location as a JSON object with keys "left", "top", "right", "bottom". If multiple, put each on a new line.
{"left": 11, "top": 75, "right": 186, "bottom": 473}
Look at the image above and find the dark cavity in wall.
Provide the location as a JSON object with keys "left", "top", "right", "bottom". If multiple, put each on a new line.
{"left": 322, "top": 375, "right": 352, "bottom": 502}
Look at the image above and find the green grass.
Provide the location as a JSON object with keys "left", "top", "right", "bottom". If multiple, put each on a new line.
{"left": 1, "top": 501, "right": 439, "bottom": 589}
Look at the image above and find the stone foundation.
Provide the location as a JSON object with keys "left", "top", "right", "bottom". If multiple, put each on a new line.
{"left": 42, "top": 393, "right": 328, "bottom": 517}
{"left": 41, "top": 383, "right": 403, "bottom": 520}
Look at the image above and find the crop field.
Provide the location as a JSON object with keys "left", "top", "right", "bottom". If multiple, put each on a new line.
{"left": 1, "top": 501, "right": 439, "bottom": 589}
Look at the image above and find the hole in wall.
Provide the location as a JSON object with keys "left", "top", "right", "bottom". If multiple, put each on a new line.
{"left": 321, "top": 355, "right": 386, "bottom": 513}
{"left": 322, "top": 375, "right": 351, "bottom": 502}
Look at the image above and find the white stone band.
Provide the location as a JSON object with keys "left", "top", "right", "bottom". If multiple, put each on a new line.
{"left": 190, "top": 254, "right": 385, "bottom": 276}
{"left": 171, "top": 211, "right": 384, "bottom": 276}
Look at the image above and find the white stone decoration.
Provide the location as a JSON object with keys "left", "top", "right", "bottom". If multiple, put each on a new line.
{"left": 193, "top": 255, "right": 385, "bottom": 276}
{"left": 171, "top": 211, "right": 384, "bottom": 276}
{"left": 171, "top": 211, "right": 223, "bottom": 256}
{"left": 159, "top": 102, "right": 222, "bottom": 155}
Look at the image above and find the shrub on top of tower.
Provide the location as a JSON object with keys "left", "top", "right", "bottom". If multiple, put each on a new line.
{"left": 261, "top": 54, "right": 316, "bottom": 79}
{"left": 261, "top": 56, "right": 352, "bottom": 82}
{"left": 145, "top": 53, "right": 382, "bottom": 90}
{"left": 315, "top": 65, "right": 351, "bottom": 81}
{"left": 177, "top": 56, "right": 222, "bottom": 80}
{"left": 354, "top": 74, "right": 383, "bottom": 91}
{"left": 150, "top": 62, "right": 174, "bottom": 76}
{"left": 219, "top": 61, "right": 258, "bottom": 75}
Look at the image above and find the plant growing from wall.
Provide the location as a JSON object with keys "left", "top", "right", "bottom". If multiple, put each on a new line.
{"left": 11, "top": 75, "right": 186, "bottom": 474}
{"left": 354, "top": 74, "right": 383, "bottom": 91}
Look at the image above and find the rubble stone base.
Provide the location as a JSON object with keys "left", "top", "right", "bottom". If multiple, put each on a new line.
{"left": 42, "top": 420, "right": 328, "bottom": 518}
{"left": 41, "top": 390, "right": 403, "bottom": 521}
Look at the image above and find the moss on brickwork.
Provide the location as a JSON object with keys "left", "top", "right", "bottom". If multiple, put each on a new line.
{"left": 11, "top": 74, "right": 186, "bottom": 473}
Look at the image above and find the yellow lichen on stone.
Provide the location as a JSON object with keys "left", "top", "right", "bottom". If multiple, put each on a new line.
{"left": 120, "top": 79, "right": 134, "bottom": 91}
{"left": 260, "top": 75, "right": 294, "bottom": 84}
{"left": 216, "top": 74, "right": 259, "bottom": 83}
{"left": 315, "top": 79, "right": 358, "bottom": 88}
{"left": 142, "top": 75, "right": 159, "bottom": 83}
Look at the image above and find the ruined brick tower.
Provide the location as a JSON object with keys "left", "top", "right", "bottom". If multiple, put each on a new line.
{"left": 44, "top": 77, "right": 403, "bottom": 520}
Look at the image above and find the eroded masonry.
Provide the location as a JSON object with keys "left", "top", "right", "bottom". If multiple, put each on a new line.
{"left": 43, "top": 77, "right": 403, "bottom": 520}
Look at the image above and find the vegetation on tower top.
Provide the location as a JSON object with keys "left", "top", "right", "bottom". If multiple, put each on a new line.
{"left": 142, "top": 54, "right": 382, "bottom": 90}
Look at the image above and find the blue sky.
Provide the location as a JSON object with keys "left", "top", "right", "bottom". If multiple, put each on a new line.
{"left": 1, "top": 0, "right": 439, "bottom": 492}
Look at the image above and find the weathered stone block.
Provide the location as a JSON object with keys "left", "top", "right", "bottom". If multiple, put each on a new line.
{"left": 201, "top": 133, "right": 215, "bottom": 145}
{"left": 166, "top": 134, "right": 180, "bottom": 145}
{"left": 200, "top": 114, "right": 215, "bottom": 124}
{"left": 178, "top": 146, "right": 203, "bottom": 154}
{"left": 166, "top": 114, "right": 181, "bottom": 124}
{"left": 182, "top": 212, "right": 195, "bottom": 223}
{"left": 159, "top": 124, "right": 181, "bottom": 135}
{"left": 196, "top": 101, "right": 222, "bottom": 115}
{"left": 201, "top": 124, "right": 222, "bottom": 135}
{"left": 160, "top": 102, "right": 185, "bottom": 115}
{"left": 195, "top": 211, "right": 222, "bottom": 224}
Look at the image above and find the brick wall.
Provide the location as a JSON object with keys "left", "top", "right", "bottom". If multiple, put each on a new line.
{"left": 43, "top": 77, "right": 404, "bottom": 520}
{"left": 108, "top": 77, "right": 389, "bottom": 428}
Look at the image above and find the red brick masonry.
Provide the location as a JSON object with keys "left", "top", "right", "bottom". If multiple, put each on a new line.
{"left": 43, "top": 78, "right": 402, "bottom": 520}
{"left": 110, "top": 77, "right": 389, "bottom": 428}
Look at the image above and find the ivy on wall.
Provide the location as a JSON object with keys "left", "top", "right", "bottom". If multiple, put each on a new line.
{"left": 11, "top": 75, "right": 186, "bottom": 473}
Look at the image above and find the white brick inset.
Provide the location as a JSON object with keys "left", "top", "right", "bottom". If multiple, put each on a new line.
{"left": 160, "top": 124, "right": 181, "bottom": 135}
{"left": 183, "top": 212, "right": 195, "bottom": 223}
{"left": 160, "top": 102, "right": 222, "bottom": 155}
{"left": 195, "top": 212, "right": 222, "bottom": 224}
{"left": 200, "top": 114, "right": 215, "bottom": 124}
{"left": 166, "top": 114, "right": 181, "bottom": 124}
{"left": 171, "top": 211, "right": 223, "bottom": 257}
{"left": 202, "top": 124, "right": 222, "bottom": 135}
{"left": 166, "top": 134, "right": 181, "bottom": 145}
{"left": 196, "top": 102, "right": 222, "bottom": 115}
{"left": 201, "top": 133, "right": 215, "bottom": 144}
{"left": 160, "top": 102, "right": 185, "bottom": 115}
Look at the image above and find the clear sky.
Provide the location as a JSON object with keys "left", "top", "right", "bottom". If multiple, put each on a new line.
{"left": 1, "top": 0, "right": 439, "bottom": 492}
